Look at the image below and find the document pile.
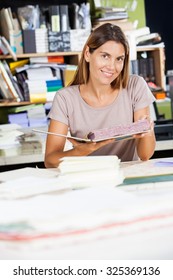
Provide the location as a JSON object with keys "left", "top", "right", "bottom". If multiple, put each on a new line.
{"left": 58, "top": 156, "right": 124, "bottom": 188}
{"left": 0, "top": 123, "right": 23, "bottom": 156}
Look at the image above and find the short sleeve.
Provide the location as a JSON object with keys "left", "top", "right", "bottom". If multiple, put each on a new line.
{"left": 48, "top": 90, "right": 69, "bottom": 125}
{"left": 128, "top": 75, "right": 156, "bottom": 112}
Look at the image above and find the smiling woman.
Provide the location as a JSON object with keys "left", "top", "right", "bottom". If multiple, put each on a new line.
{"left": 44, "top": 23, "right": 156, "bottom": 168}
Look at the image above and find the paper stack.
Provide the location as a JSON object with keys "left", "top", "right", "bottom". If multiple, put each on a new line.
{"left": 0, "top": 123, "right": 23, "bottom": 156}
{"left": 58, "top": 156, "right": 124, "bottom": 188}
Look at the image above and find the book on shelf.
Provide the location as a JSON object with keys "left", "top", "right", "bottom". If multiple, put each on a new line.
{"left": 0, "top": 36, "right": 9, "bottom": 55}
{"left": 130, "top": 56, "right": 156, "bottom": 84}
{"left": 93, "top": 18, "right": 134, "bottom": 31}
{"left": 62, "top": 64, "right": 77, "bottom": 86}
{"left": 130, "top": 60, "right": 139, "bottom": 75}
{"left": 49, "top": 5, "right": 60, "bottom": 32}
{"left": 153, "top": 91, "right": 167, "bottom": 100}
{"left": 35, "top": 28, "right": 48, "bottom": 53}
{"left": 138, "top": 58, "right": 149, "bottom": 81}
{"left": 48, "top": 30, "right": 71, "bottom": 52}
{"left": 7, "top": 103, "right": 48, "bottom": 128}
{"left": 2, "top": 60, "right": 24, "bottom": 101}
{"left": 8, "top": 112, "right": 29, "bottom": 128}
{"left": 0, "top": 8, "right": 14, "bottom": 31}
{"left": 125, "top": 26, "right": 150, "bottom": 38}
{"left": 96, "top": 13, "right": 128, "bottom": 21}
{"left": 0, "top": 60, "right": 20, "bottom": 101}
{"left": 9, "top": 59, "right": 29, "bottom": 74}
{"left": 60, "top": 5, "right": 70, "bottom": 32}
{"left": 136, "top": 32, "right": 162, "bottom": 46}
{"left": 68, "top": 3, "right": 79, "bottom": 29}
{"left": 29, "top": 56, "right": 64, "bottom": 64}
{"left": 94, "top": 5, "right": 128, "bottom": 21}
{"left": 15, "top": 71, "right": 30, "bottom": 102}
{"left": 22, "top": 30, "right": 36, "bottom": 53}
{"left": 0, "top": 36, "right": 17, "bottom": 61}
{"left": 14, "top": 65, "right": 63, "bottom": 102}
{"left": 0, "top": 8, "right": 23, "bottom": 55}
{"left": 147, "top": 57, "right": 155, "bottom": 82}
{"left": 0, "top": 71, "right": 13, "bottom": 100}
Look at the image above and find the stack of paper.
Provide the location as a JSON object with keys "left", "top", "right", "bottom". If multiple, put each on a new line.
{"left": 27, "top": 104, "right": 48, "bottom": 127}
{"left": 0, "top": 123, "right": 23, "bottom": 156}
{"left": 58, "top": 156, "right": 124, "bottom": 188}
{"left": 18, "top": 132, "right": 43, "bottom": 155}
{"left": 35, "top": 29, "right": 48, "bottom": 53}
{"left": 23, "top": 66, "right": 63, "bottom": 102}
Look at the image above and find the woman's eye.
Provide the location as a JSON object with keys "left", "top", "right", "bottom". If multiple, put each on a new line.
{"left": 117, "top": 57, "right": 124, "bottom": 62}
{"left": 102, "top": 54, "right": 109, "bottom": 59}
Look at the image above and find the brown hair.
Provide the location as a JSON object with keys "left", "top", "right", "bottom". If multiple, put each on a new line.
{"left": 70, "top": 23, "right": 130, "bottom": 89}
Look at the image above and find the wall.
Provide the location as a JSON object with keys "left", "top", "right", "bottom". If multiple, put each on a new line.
{"left": 145, "top": 0, "right": 173, "bottom": 72}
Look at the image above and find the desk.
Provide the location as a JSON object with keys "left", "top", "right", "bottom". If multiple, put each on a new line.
{"left": 0, "top": 139, "right": 173, "bottom": 169}
{"left": 155, "top": 139, "right": 173, "bottom": 151}
{"left": 0, "top": 158, "right": 173, "bottom": 260}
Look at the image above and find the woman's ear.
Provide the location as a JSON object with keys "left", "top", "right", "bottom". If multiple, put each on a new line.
{"left": 84, "top": 45, "right": 90, "bottom": 62}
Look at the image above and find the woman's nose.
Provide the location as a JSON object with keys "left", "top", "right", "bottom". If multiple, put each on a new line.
{"left": 106, "top": 58, "right": 115, "bottom": 69}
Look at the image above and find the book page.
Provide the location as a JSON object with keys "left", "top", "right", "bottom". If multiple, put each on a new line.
{"left": 33, "top": 128, "right": 150, "bottom": 143}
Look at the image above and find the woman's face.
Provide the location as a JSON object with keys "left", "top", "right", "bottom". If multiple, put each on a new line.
{"left": 85, "top": 40, "right": 125, "bottom": 85}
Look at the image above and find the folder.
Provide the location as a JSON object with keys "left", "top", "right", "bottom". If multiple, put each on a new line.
{"left": 49, "top": 5, "right": 60, "bottom": 32}
{"left": 60, "top": 5, "right": 70, "bottom": 32}
{"left": 9, "top": 29, "right": 23, "bottom": 54}
{"left": 23, "top": 30, "right": 36, "bottom": 53}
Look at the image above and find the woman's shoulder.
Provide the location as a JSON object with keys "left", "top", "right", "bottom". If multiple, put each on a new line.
{"left": 56, "top": 85, "right": 79, "bottom": 96}
{"left": 128, "top": 74, "right": 146, "bottom": 85}
{"left": 126, "top": 74, "right": 149, "bottom": 94}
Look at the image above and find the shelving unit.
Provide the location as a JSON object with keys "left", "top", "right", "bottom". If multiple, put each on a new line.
{"left": 137, "top": 45, "right": 166, "bottom": 90}
{"left": 0, "top": 46, "right": 166, "bottom": 109}
{"left": 0, "top": 51, "right": 81, "bottom": 111}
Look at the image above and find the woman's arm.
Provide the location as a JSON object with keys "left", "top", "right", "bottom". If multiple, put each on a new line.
{"left": 44, "top": 119, "right": 114, "bottom": 168}
{"left": 133, "top": 106, "right": 156, "bottom": 161}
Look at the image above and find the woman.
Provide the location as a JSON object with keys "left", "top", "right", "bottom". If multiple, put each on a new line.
{"left": 45, "top": 23, "right": 156, "bottom": 168}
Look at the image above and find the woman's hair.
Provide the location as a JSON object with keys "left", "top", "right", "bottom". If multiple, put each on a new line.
{"left": 70, "top": 23, "right": 130, "bottom": 89}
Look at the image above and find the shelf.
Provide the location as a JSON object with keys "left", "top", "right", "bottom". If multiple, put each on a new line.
{"left": 0, "top": 51, "right": 81, "bottom": 59}
{"left": 137, "top": 45, "right": 166, "bottom": 90}
{"left": 0, "top": 101, "right": 52, "bottom": 107}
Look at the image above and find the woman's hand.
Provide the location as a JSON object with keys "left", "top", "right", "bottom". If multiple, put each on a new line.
{"left": 68, "top": 138, "right": 115, "bottom": 155}
{"left": 133, "top": 115, "right": 154, "bottom": 139}
{"left": 133, "top": 112, "right": 156, "bottom": 161}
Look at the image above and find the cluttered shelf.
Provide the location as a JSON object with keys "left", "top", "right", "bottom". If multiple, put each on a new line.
{"left": 0, "top": 51, "right": 80, "bottom": 111}
{"left": 0, "top": 51, "right": 81, "bottom": 64}
{"left": 0, "top": 46, "right": 165, "bottom": 107}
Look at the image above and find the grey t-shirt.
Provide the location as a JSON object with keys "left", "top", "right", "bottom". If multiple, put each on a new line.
{"left": 48, "top": 75, "right": 155, "bottom": 161}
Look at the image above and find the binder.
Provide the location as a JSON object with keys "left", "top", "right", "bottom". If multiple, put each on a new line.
{"left": 48, "top": 30, "right": 63, "bottom": 52}
{"left": 23, "top": 30, "right": 36, "bottom": 53}
{"left": 60, "top": 5, "right": 70, "bottom": 32}
{"left": 49, "top": 5, "right": 60, "bottom": 32}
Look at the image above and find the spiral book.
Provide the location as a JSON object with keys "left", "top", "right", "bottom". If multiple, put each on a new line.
{"left": 33, "top": 127, "right": 150, "bottom": 143}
